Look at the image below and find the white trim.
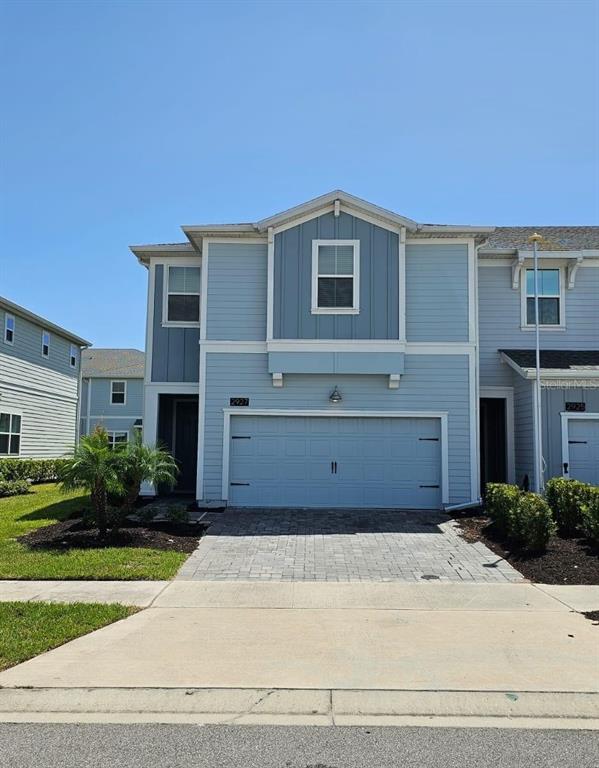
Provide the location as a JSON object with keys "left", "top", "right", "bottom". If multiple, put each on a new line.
{"left": 468, "top": 353, "right": 479, "bottom": 500}
{"left": 220, "top": 408, "right": 450, "bottom": 506}
{"left": 405, "top": 237, "right": 477, "bottom": 246}
{"left": 398, "top": 228, "right": 406, "bottom": 342}
{"left": 144, "top": 382, "right": 200, "bottom": 393}
{"left": 196, "top": 346, "right": 207, "bottom": 499}
{"left": 199, "top": 241, "right": 209, "bottom": 341}
{"left": 0, "top": 408, "right": 22, "bottom": 457}
{"left": 144, "top": 262, "right": 156, "bottom": 385}
{"left": 266, "top": 227, "right": 274, "bottom": 340}
{"left": 162, "top": 263, "right": 201, "bottom": 328}
{"left": 560, "top": 412, "right": 599, "bottom": 479}
{"left": 87, "top": 414, "right": 143, "bottom": 420}
{"left": 480, "top": 386, "right": 516, "bottom": 485}
{"left": 467, "top": 239, "right": 476, "bottom": 345}
{"left": 110, "top": 380, "right": 127, "bottom": 406}
{"left": 311, "top": 239, "right": 360, "bottom": 314}
{"left": 85, "top": 377, "right": 92, "bottom": 436}
{"left": 41, "top": 329, "right": 50, "bottom": 358}
{"left": 3, "top": 313, "right": 14, "bottom": 346}
{"left": 520, "top": 264, "right": 565, "bottom": 330}
{"left": 195, "top": 340, "right": 475, "bottom": 355}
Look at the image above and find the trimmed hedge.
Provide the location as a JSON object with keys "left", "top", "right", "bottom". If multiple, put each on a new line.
{"left": 0, "top": 458, "right": 70, "bottom": 484}
{"left": 485, "top": 482, "right": 555, "bottom": 551}
{"left": 581, "top": 487, "right": 599, "bottom": 544}
{"left": 0, "top": 479, "right": 31, "bottom": 498}
{"left": 545, "top": 477, "right": 591, "bottom": 535}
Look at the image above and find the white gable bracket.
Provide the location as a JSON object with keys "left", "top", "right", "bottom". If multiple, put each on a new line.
{"left": 566, "top": 255, "right": 584, "bottom": 289}
{"left": 511, "top": 252, "right": 525, "bottom": 290}
{"left": 272, "top": 373, "right": 283, "bottom": 388}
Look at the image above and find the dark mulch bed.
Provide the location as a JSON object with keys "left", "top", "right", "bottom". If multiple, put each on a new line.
{"left": 455, "top": 514, "right": 599, "bottom": 585}
{"left": 19, "top": 517, "right": 207, "bottom": 554}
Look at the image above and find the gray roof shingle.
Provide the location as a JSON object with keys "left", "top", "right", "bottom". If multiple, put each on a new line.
{"left": 500, "top": 349, "right": 599, "bottom": 370}
{"left": 484, "top": 227, "right": 599, "bottom": 252}
{"left": 82, "top": 348, "right": 145, "bottom": 378}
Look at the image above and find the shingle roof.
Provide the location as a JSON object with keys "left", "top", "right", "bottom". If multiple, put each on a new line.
{"left": 484, "top": 227, "right": 599, "bottom": 252}
{"left": 500, "top": 349, "right": 599, "bottom": 370}
{"left": 82, "top": 348, "right": 145, "bottom": 378}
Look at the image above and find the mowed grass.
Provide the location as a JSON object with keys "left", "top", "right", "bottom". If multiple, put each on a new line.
{"left": 0, "top": 484, "right": 188, "bottom": 580}
{"left": 0, "top": 601, "right": 136, "bottom": 670}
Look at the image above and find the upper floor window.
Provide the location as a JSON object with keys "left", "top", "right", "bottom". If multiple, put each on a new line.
{"left": 164, "top": 265, "right": 201, "bottom": 325}
{"left": 41, "top": 330, "right": 50, "bottom": 357}
{"left": 525, "top": 268, "right": 562, "bottom": 327}
{"left": 69, "top": 344, "right": 78, "bottom": 368}
{"left": 111, "top": 380, "right": 126, "bottom": 405}
{"left": 4, "top": 314, "right": 14, "bottom": 345}
{"left": 311, "top": 240, "right": 360, "bottom": 314}
{"left": 0, "top": 411, "right": 21, "bottom": 456}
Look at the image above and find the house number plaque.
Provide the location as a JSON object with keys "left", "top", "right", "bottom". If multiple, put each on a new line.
{"left": 565, "top": 402, "right": 586, "bottom": 412}
{"left": 230, "top": 397, "right": 250, "bottom": 407}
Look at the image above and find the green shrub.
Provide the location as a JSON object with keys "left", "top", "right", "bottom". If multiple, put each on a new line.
{"left": 0, "top": 479, "right": 31, "bottom": 498}
{"left": 513, "top": 492, "right": 556, "bottom": 551}
{"left": 485, "top": 483, "right": 521, "bottom": 536}
{"left": 545, "top": 477, "right": 592, "bottom": 535}
{"left": 0, "top": 458, "right": 71, "bottom": 484}
{"left": 581, "top": 487, "right": 599, "bottom": 544}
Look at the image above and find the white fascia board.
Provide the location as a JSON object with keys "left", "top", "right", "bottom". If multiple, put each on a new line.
{"left": 0, "top": 296, "right": 91, "bottom": 347}
{"left": 415, "top": 225, "right": 495, "bottom": 235}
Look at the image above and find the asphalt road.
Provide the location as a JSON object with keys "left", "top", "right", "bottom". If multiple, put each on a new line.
{"left": 2, "top": 724, "right": 598, "bottom": 768}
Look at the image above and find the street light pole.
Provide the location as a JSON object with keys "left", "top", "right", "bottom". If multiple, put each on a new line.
{"left": 529, "top": 232, "right": 544, "bottom": 493}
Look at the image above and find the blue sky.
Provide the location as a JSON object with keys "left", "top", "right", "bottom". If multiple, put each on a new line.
{"left": 1, "top": 0, "right": 597, "bottom": 349}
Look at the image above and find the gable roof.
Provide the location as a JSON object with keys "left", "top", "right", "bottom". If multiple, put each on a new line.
{"left": 0, "top": 295, "right": 91, "bottom": 346}
{"left": 82, "top": 348, "right": 145, "bottom": 378}
{"left": 483, "top": 227, "right": 599, "bottom": 252}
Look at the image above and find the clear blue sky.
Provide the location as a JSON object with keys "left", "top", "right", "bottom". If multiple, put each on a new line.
{"left": 1, "top": 0, "right": 597, "bottom": 349}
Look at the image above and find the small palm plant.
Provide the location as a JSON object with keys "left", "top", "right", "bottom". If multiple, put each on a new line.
{"left": 117, "top": 433, "right": 179, "bottom": 516}
{"left": 60, "top": 426, "right": 123, "bottom": 537}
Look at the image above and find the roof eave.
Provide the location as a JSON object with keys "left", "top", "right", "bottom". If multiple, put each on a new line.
{"left": 0, "top": 296, "right": 91, "bottom": 347}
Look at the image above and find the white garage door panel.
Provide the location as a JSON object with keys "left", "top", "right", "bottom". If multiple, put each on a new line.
{"left": 568, "top": 418, "right": 599, "bottom": 486}
{"left": 229, "top": 415, "right": 442, "bottom": 509}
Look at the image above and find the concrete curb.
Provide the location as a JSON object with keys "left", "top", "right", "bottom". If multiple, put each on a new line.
{"left": 0, "top": 688, "right": 597, "bottom": 729}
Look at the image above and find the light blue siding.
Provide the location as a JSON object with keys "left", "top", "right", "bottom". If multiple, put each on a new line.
{"left": 512, "top": 374, "right": 534, "bottom": 487}
{"left": 207, "top": 243, "right": 267, "bottom": 340}
{"left": 405, "top": 244, "right": 469, "bottom": 342}
{"left": 87, "top": 378, "right": 143, "bottom": 418}
{"left": 268, "top": 352, "right": 404, "bottom": 375}
{"left": 478, "top": 265, "right": 599, "bottom": 387}
{"left": 202, "top": 353, "right": 472, "bottom": 505}
{"left": 151, "top": 265, "right": 200, "bottom": 382}
{"left": 273, "top": 212, "right": 399, "bottom": 340}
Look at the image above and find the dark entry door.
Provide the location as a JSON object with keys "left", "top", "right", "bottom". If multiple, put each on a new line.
{"left": 480, "top": 398, "right": 507, "bottom": 492}
{"left": 173, "top": 400, "right": 198, "bottom": 493}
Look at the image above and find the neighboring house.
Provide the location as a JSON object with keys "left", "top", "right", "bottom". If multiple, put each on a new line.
{"left": 0, "top": 295, "right": 91, "bottom": 459}
{"left": 131, "top": 191, "right": 599, "bottom": 507}
{"left": 80, "top": 348, "right": 144, "bottom": 448}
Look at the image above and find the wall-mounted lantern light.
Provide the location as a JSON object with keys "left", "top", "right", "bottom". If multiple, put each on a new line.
{"left": 329, "top": 386, "right": 342, "bottom": 404}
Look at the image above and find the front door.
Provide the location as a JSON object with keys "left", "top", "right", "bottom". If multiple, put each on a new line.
{"left": 173, "top": 399, "right": 198, "bottom": 493}
{"left": 480, "top": 398, "right": 507, "bottom": 492}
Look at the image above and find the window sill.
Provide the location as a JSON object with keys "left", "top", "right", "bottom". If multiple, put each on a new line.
{"left": 520, "top": 325, "right": 566, "bottom": 332}
{"left": 311, "top": 308, "right": 360, "bottom": 315}
{"left": 161, "top": 322, "right": 201, "bottom": 329}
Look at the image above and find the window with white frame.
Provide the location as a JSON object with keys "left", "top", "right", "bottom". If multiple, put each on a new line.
{"left": 41, "top": 330, "right": 50, "bottom": 357}
{"left": 164, "top": 265, "right": 201, "bottom": 324}
{"left": 0, "top": 412, "right": 21, "bottom": 456}
{"left": 111, "top": 380, "right": 126, "bottom": 405}
{"left": 69, "top": 344, "right": 78, "bottom": 368}
{"left": 4, "top": 314, "right": 14, "bottom": 345}
{"left": 107, "top": 431, "right": 128, "bottom": 450}
{"left": 311, "top": 240, "right": 360, "bottom": 313}
{"left": 525, "top": 268, "right": 562, "bottom": 326}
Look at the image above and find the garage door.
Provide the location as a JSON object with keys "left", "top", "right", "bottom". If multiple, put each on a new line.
{"left": 568, "top": 418, "right": 599, "bottom": 486}
{"left": 228, "top": 415, "right": 442, "bottom": 509}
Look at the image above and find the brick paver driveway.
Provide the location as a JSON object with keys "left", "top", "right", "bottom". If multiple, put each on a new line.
{"left": 177, "top": 509, "right": 523, "bottom": 582}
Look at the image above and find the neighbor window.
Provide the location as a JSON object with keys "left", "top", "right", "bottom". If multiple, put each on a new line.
{"left": 311, "top": 240, "right": 360, "bottom": 313}
{"left": 0, "top": 412, "right": 21, "bottom": 456}
{"left": 41, "top": 330, "right": 50, "bottom": 357}
{"left": 107, "top": 431, "right": 128, "bottom": 450}
{"left": 111, "top": 380, "right": 126, "bottom": 405}
{"left": 69, "top": 344, "right": 78, "bottom": 368}
{"left": 4, "top": 314, "right": 14, "bottom": 345}
{"left": 165, "top": 265, "right": 201, "bottom": 324}
{"left": 525, "top": 269, "right": 561, "bottom": 326}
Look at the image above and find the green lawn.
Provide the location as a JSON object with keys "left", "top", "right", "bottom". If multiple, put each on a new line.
{"left": 0, "top": 601, "right": 136, "bottom": 670}
{"left": 0, "top": 484, "right": 188, "bottom": 580}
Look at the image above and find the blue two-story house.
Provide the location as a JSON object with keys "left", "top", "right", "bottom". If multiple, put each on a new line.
{"left": 132, "top": 191, "right": 599, "bottom": 508}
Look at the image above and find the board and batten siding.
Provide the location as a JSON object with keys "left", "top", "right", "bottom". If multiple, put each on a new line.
{"left": 0, "top": 351, "right": 78, "bottom": 458}
{"left": 201, "top": 352, "right": 471, "bottom": 505}
{"left": 405, "top": 243, "right": 469, "bottom": 342}
{"left": 478, "top": 265, "right": 599, "bottom": 387}
{"left": 273, "top": 212, "right": 399, "bottom": 340}
{"left": 151, "top": 265, "right": 200, "bottom": 382}
{"left": 206, "top": 243, "right": 267, "bottom": 340}
{"left": 512, "top": 373, "right": 534, "bottom": 487}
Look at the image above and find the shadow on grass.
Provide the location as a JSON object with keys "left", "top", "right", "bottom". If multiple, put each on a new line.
{"left": 17, "top": 496, "right": 90, "bottom": 524}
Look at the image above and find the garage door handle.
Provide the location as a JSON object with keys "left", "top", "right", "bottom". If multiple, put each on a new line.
{"left": 419, "top": 484, "right": 440, "bottom": 489}
{"left": 230, "top": 482, "right": 250, "bottom": 486}
{"left": 568, "top": 440, "right": 587, "bottom": 444}
{"left": 419, "top": 437, "right": 439, "bottom": 442}
{"left": 232, "top": 436, "right": 251, "bottom": 440}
